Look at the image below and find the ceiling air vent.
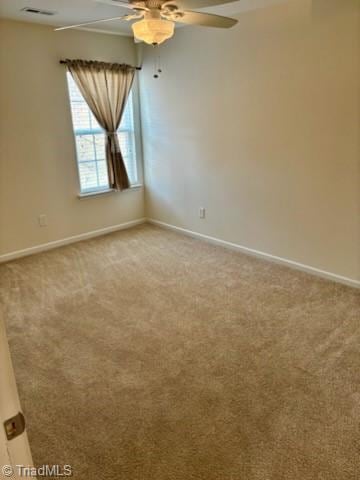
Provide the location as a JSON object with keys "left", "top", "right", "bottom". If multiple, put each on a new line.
{"left": 20, "top": 7, "right": 57, "bottom": 16}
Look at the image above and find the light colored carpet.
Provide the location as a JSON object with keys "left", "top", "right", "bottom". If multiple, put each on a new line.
{"left": 0, "top": 224, "right": 359, "bottom": 479}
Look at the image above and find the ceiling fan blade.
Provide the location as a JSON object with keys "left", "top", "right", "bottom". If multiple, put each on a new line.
{"left": 96, "top": 0, "right": 146, "bottom": 9}
{"left": 169, "top": 0, "right": 238, "bottom": 10}
{"left": 54, "top": 15, "right": 131, "bottom": 31}
{"left": 175, "top": 10, "right": 237, "bottom": 28}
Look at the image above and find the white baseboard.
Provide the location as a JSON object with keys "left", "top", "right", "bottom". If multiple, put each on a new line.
{"left": 0, "top": 218, "right": 146, "bottom": 264}
{"left": 147, "top": 218, "right": 360, "bottom": 289}
{"left": 1, "top": 216, "right": 358, "bottom": 289}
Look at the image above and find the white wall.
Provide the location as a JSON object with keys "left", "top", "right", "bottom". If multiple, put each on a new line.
{"left": 139, "top": 0, "right": 360, "bottom": 282}
{"left": 0, "top": 20, "right": 144, "bottom": 256}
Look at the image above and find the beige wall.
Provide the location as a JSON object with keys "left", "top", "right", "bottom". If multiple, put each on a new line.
{"left": 140, "top": 0, "right": 360, "bottom": 281}
{"left": 0, "top": 19, "right": 144, "bottom": 256}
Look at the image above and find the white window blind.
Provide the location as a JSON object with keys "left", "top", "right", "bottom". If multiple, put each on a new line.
{"left": 67, "top": 73, "right": 138, "bottom": 193}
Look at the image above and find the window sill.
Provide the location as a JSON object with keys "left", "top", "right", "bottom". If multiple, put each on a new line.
{"left": 78, "top": 184, "right": 143, "bottom": 199}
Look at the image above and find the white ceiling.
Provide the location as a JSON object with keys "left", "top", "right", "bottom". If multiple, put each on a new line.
{"left": 0, "top": 0, "right": 293, "bottom": 35}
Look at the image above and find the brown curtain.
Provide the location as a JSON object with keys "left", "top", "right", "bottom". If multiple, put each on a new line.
{"left": 65, "top": 59, "right": 135, "bottom": 191}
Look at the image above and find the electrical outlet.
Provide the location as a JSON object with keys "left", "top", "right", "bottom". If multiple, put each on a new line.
{"left": 38, "top": 214, "right": 47, "bottom": 227}
{"left": 199, "top": 207, "right": 206, "bottom": 219}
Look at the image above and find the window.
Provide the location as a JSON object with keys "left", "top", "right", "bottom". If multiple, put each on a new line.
{"left": 67, "top": 73, "right": 138, "bottom": 194}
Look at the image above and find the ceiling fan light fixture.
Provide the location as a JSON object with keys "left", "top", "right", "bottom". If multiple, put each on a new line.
{"left": 132, "top": 17, "right": 174, "bottom": 45}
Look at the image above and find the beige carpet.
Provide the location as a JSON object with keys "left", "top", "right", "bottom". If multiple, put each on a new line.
{"left": 0, "top": 224, "right": 359, "bottom": 479}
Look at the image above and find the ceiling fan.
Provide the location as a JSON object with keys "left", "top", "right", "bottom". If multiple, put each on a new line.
{"left": 55, "top": 0, "right": 238, "bottom": 46}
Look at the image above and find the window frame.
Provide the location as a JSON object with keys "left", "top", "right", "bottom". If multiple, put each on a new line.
{"left": 66, "top": 72, "right": 143, "bottom": 197}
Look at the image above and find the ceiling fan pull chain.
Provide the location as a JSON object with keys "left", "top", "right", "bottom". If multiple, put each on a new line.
{"left": 153, "top": 46, "right": 162, "bottom": 79}
{"left": 153, "top": 47, "right": 158, "bottom": 78}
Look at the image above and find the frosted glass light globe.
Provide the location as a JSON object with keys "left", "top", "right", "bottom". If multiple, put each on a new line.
{"left": 132, "top": 18, "right": 174, "bottom": 45}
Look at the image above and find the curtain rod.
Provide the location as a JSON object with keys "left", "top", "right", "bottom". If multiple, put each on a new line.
{"left": 59, "top": 60, "right": 142, "bottom": 70}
